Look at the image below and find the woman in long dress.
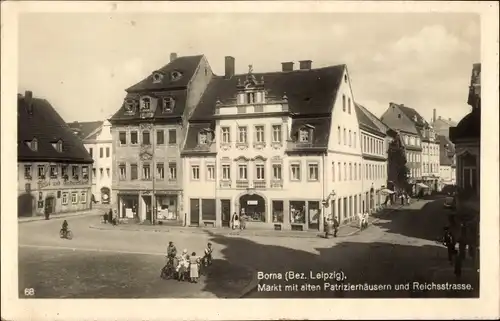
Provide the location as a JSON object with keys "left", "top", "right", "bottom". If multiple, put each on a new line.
{"left": 189, "top": 252, "right": 200, "bottom": 283}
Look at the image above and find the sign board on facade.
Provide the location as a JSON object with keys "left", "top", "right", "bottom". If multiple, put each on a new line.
{"left": 247, "top": 200, "right": 258, "bottom": 205}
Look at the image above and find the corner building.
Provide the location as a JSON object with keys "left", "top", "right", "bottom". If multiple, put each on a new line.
{"left": 182, "top": 58, "right": 365, "bottom": 231}
{"left": 18, "top": 91, "right": 93, "bottom": 217}
{"left": 109, "top": 53, "right": 212, "bottom": 223}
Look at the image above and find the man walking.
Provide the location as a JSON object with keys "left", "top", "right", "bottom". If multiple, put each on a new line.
{"left": 332, "top": 216, "right": 340, "bottom": 238}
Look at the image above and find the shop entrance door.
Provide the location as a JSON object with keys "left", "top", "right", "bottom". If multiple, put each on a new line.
{"left": 221, "top": 199, "right": 231, "bottom": 227}
{"left": 190, "top": 199, "right": 200, "bottom": 226}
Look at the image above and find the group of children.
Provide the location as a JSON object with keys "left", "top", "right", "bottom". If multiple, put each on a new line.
{"left": 166, "top": 241, "right": 213, "bottom": 283}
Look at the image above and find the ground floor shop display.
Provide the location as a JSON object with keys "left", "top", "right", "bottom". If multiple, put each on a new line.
{"left": 116, "top": 190, "right": 181, "bottom": 223}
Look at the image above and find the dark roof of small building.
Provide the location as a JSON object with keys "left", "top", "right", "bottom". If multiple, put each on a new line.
{"left": 67, "top": 121, "right": 103, "bottom": 140}
{"left": 288, "top": 117, "right": 332, "bottom": 150}
{"left": 18, "top": 95, "right": 93, "bottom": 163}
{"left": 449, "top": 107, "right": 480, "bottom": 142}
{"left": 398, "top": 105, "right": 430, "bottom": 128}
{"left": 438, "top": 134, "right": 455, "bottom": 166}
{"left": 354, "top": 103, "right": 385, "bottom": 136}
{"left": 126, "top": 55, "right": 204, "bottom": 92}
{"left": 190, "top": 65, "right": 346, "bottom": 121}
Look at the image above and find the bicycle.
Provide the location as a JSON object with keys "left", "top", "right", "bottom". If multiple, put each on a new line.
{"left": 59, "top": 228, "right": 73, "bottom": 240}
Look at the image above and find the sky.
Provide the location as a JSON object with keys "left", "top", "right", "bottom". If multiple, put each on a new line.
{"left": 18, "top": 12, "right": 480, "bottom": 123}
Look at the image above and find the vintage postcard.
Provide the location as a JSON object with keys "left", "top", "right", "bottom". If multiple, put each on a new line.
{"left": 1, "top": 1, "right": 499, "bottom": 320}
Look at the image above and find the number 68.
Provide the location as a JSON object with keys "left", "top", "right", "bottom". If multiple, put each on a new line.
{"left": 24, "top": 288, "right": 35, "bottom": 296}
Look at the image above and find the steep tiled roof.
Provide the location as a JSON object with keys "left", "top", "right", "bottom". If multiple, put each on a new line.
{"left": 182, "top": 122, "right": 217, "bottom": 155}
{"left": 18, "top": 95, "right": 93, "bottom": 163}
{"left": 126, "top": 55, "right": 204, "bottom": 92}
{"left": 380, "top": 104, "right": 419, "bottom": 135}
{"left": 438, "top": 135, "right": 455, "bottom": 166}
{"left": 191, "top": 65, "right": 346, "bottom": 121}
{"left": 186, "top": 64, "right": 346, "bottom": 153}
{"left": 355, "top": 103, "right": 385, "bottom": 136}
{"left": 398, "top": 105, "right": 429, "bottom": 128}
{"left": 67, "top": 121, "right": 103, "bottom": 140}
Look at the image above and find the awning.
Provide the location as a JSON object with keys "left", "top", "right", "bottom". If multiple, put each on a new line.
{"left": 417, "top": 183, "right": 430, "bottom": 189}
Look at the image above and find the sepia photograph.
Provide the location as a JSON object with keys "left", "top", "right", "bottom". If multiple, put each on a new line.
{"left": 2, "top": 1, "right": 499, "bottom": 320}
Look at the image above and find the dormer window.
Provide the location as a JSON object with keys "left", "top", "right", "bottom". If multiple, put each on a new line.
{"left": 198, "top": 132, "right": 208, "bottom": 145}
{"left": 152, "top": 72, "right": 164, "bottom": 83}
{"left": 171, "top": 71, "right": 182, "bottom": 81}
{"left": 246, "top": 92, "right": 256, "bottom": 104}
{"left": 52, "top": 139, "right": 63, "bottom": 153}
{"left": 124, "top": 99, "right": 136, "bottom": 114}
{"left": 141, "top": 97, "right": 151, "bottom": 110}
{"left": 27, "top": 138, "right": 38, "bottom": 151}
{"left": 413, "top": 115, "right": 418, "bottom": 122}
{"left": 163, "top": 97, "right": 175, "bottom": 113}
{"left": 298, "top": 125, "right": 314, "bottom": 143}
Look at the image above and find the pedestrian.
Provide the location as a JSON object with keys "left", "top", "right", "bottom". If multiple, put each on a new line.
{"left": 357, "top": 212, "right": 364, "bottom": 230}
{"left": 108, "top": 208, "right": 113, "bottom": 222}
{"left": 324, "top": 217, "right": 333, "bottom": 239}
{"left": 332, "top": 216, "right": 340, "bottom": 238}
{"left": 362, "top": 212, "right": 369, "bottom": 229}
{"left": 443, "top": 227, "right": 456, "bottom": 264}
{"left": 103, "top": 211, "right": 109, "bottom": 224}
{"left": 44, "top": 206, "right": 50, "bottom": 220}
{"left": 189, "top": 251, "right": 200, "bottom": 283}
{"left": 400, "top": 193, "right": 404, "bottom": 206}
{"left": 240, "top": 212, "right": 247, "bottom": 230}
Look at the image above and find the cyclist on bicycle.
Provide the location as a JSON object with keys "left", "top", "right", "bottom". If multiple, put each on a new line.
{"left": 166, "top": 241, "right": 177, "bottom": 266}
{"left": 61, "top": 220, "right": 69, "bottom": 236}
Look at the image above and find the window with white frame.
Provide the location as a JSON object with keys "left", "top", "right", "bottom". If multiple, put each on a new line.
{"left": 50, "top": 165, "right": 58, "bottom": 178}
{"left": 298, "top": 128, "right": 309, "bottom": 143}
{"left": 290, "top": 163, "right": 301, "bottom": 181}
{"left": 142, "top": 164, "right": 151, "bottom": 180}
{"left": 255, "top": 125, "right": 265, "bottom": 143}
{"left": 238, "top": 126, "right": 247, "bottom": 143}
{"left": 198, "top": 132, "right": 207, "bottom": 145}
{"left": 308, "top": 163, "right": 319, "bottom": 181}
{"left": 156, "top": 163, "right": 165, "bottom": 179}
{"left": 238, "top": 164, "right": 248, "bottom": 180}
{"left": 272, "top": 125, "right": 282, "bottom": 143}
{"left": 72, "top": 166, "right": 79, "bottom": 178}
{"left": 119, "top": 164, "right": 126, "bottom": 180}
{"left": 353, "top": 132, "right": 357, "bottom": 148}
{"left": 168, "top": 162, "right": 177, "bottom": 180}
{"left": 80, "top": 191, "right": 87, "bottom": 203}
{"left": 349, "top": 163, "right": 352, "bottom": 180}
{"left": 62, "top": 192, "right": 69, "bottom": 205}
{"left": 221, "top": 127, "right": 231, "bottom": 143}
{"left": 206, "top": 164, "right": 215, "bottom": 180}
{"left": 359, "top": 163, "right": 361, "bottom": 179}
{"left": 191, "top": 165, "right": 200, "bottom": 180}
{"left": 222, "top": 164, "right": 231, "bottom": 180}
{"left": 337, "top": 126, "right": 341, "bottom": 144}
{"left": 354, "top": 163, "right": 357, "bottom": 180}
{"left": 272, "top": 164, "right": 282, "bottom": 180}
{"left": 338, "top": 163, "right": 341, "bottom": 181}
{"left": 332, "top": 162, "right": 335, "bottom": 181}
{"left": 71, "top": 192, "right": 78, "bottom": 204}
{"left": 255, "top": 164, "right": 265, "bottom": 180}
{"left": 344, "top": 163, "right": 347, "bottom": 180}
{"left": 141, "top": 97, "right": 151, "bottom": 110}
{"left": 348, "top": 130, "right": 352, "bottom": 147}
{"left": 24, "top": 165, "right": 32, "bottom": 179}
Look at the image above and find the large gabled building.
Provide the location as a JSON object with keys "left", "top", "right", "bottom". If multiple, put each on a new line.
{"left": 108, "top": 53, "right": 213, "bottom": 224}
{"left": 181, "top": 58, "right": 366, "bottom": 231}
{"left": 18, "top": 91, "right": 94, "bottom": 217}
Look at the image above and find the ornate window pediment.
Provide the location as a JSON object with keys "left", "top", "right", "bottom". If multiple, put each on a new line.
{"left": 234, "top": 156, "right": 250, "bottom": 162}
{"left": 253, "top": 155, "right": 267, "bottom": 162}
{"left": 162, "top": 97, "right": 175, "bottom": 113}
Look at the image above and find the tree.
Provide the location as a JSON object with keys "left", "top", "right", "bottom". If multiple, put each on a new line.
{"left": 387, "top": 132, "right": 410, "bottom": 193}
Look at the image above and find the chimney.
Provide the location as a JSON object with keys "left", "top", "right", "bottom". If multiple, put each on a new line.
{"left": 299, "top": 60, "right": 312, "bottom": 70}
{"left": 25, "top": 90, "right": 33, "bottom": 114}
{"left": 448, "top": 118, "right": 452, "bottom": 121}
{"left": 281, "top": 62, "right": 294, "bottom": 72}
{"left": 438, "top": 116, "right": 442, "bottom": 120}
{"left": 170, "top": 52, "right": 178, "bottom": 62}
{"left": 433, "top": 109, "right": 437, "bottom": 122}
{"left": 224, "top": 56, "right": 235, "bottom": 79}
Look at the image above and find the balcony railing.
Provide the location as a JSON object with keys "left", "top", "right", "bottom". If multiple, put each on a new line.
{"left": 253, "top": 180, "right": 266, "bottom": 189}
{"left": 236, "top": 180, "right": 249, "bottom": 189}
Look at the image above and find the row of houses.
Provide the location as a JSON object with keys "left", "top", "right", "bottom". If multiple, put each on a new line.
{"left": 18, "top": 54, "right": 471, "bottom": 232}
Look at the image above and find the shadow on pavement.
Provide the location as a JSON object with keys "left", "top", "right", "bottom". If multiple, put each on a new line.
{"left": 202, "top": 231, "right": 479, "bottom": 298}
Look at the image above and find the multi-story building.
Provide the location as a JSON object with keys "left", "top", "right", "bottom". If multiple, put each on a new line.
{"left": 381, "top": 103, "right": 423, "bottom": 193}
{"left": 18, "top": 91, "right": 93, "bottom": 217}
{"left": 109, "top": 53, "right": 213, "bottom": 224}
{"left": 449, "top": 63, "right": 480, "bottom": 214}
{"left": 182, "top": 58, "right": 364, "bottom": 231}
{"left": 431, "top": 108, "right": 457, "bottom": 139}
{"left": 437, "top": 134, "right": 456, "bottom": 188}
{"left": 68, "top": 120, "right": 113, "bottom": 203}
{"left": 355, "top": 103, "right": 389, "bottom": 212}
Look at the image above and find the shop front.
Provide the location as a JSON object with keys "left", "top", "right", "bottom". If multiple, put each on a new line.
{"left": 118, "top": 192, "right": 139, "bottom": 219}
{"left": 155, "top": 192, "right": 179, "bottom": 222}
{"left": 289, "top": 199, "right": 322, "bottom": 231}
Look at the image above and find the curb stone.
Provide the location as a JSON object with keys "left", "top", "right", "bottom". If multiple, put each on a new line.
{"left": 19, "top": 211, "right": 101, "bottom": 223}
